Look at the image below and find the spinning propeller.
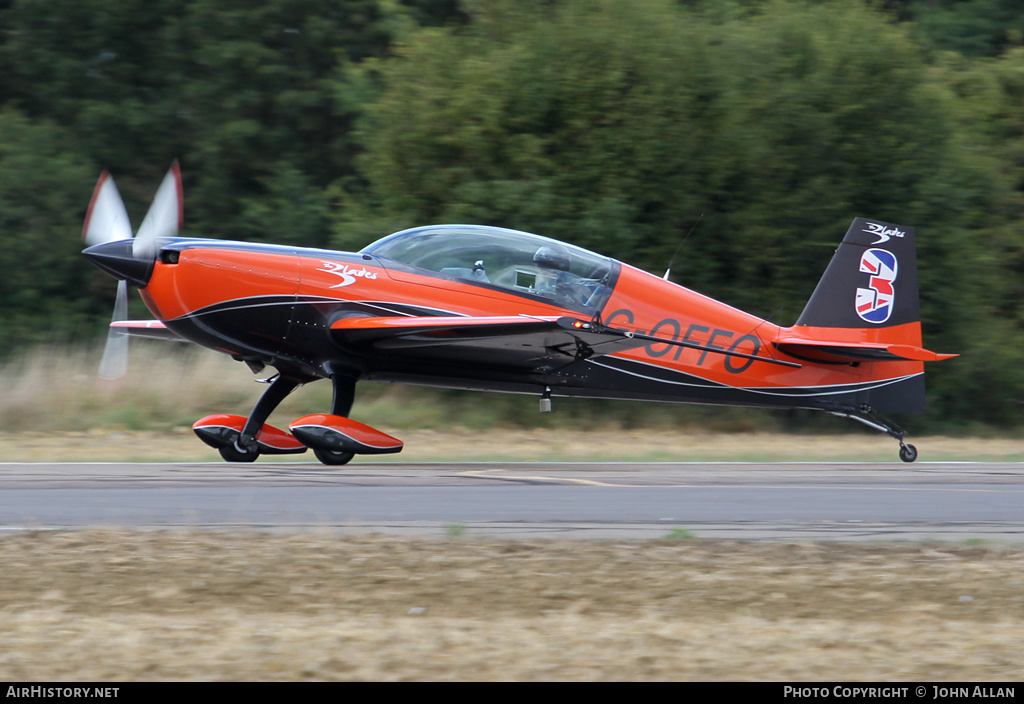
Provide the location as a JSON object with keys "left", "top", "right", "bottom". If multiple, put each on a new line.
{"left": 82, "top": 162, "right": 183, "bottom": 381}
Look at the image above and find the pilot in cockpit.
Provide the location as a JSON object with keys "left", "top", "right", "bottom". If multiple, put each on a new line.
{"left": 534, "top": 244, "right": 585, "bottom": 305}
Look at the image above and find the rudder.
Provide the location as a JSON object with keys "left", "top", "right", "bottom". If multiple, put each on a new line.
{"left": 796, "top": 217, "right": 920, "bottom": 331}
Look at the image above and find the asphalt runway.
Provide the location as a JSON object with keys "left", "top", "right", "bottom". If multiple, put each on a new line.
{"left": 1, "top": 461, "right": 1023, "bottom": 542}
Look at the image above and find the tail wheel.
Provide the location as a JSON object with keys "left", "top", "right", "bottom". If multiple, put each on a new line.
{"left": 313, "top": 448, "right": 355, "bottom": 466}
{"left": 899, "top": 443, "right": 918, "bottom": 463}
{"left": 219, "top": 441, "right": 260, "bottom": 463}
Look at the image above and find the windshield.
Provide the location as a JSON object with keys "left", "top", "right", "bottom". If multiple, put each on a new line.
{"left": 362, "top": 225, "right": 616, "bottom": 310}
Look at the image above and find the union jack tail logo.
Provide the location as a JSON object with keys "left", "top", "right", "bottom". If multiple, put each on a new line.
{"left": 855, "top": 248, "right": 898, "bottom": 324}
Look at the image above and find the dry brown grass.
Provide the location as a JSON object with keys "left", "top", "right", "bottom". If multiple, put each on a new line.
{"left": 2, "top": 342, "right": 1021, "bottom": 462}
{"left": 0, "top": 530, "right": 1022, "bottom": 681}
{"left": 1, "top": 427, "right": 1022, "bottom": 463}
{"left": 0, "top": 344, "right": 287, "bottom": 433}
{"left": 4, "top": 346, "right": 1023, "bottom": 680}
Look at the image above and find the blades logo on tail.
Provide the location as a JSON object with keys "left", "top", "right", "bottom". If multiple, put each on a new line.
{"left": 863, "top": 221, "right": 906, "bottom": 245}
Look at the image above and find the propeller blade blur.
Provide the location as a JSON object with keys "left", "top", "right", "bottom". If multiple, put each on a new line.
{"left": 83, "top": 170, "right": 133, "bottom": 246}
{"left": 97, "top": 279, "right": 130, "bottom": 382}
{"left": 133, "top": 161, "right": 183, "bottom": 261}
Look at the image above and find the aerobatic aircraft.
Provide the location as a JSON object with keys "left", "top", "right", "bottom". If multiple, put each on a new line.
{"left": 82, "top": 164, "right": 955, "bottom": 464}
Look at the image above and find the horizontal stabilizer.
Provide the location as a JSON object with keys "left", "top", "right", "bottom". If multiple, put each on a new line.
{"left": 775, "top": 337, "right": 957, "bottom": 363}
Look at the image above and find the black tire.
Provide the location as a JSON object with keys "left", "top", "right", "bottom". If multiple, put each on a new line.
{"left": 219, "top": 441, "right": 260, "bottom": 463}
{"left": 313, "top": 448, "right": 355, "bottom": 466}
{"left": 899, "top": 443, "right": 918, "bottom": 463}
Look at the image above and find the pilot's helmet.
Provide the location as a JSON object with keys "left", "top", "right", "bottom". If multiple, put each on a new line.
{"left": 533, "top": 245, "right": 571, "bottom": 272}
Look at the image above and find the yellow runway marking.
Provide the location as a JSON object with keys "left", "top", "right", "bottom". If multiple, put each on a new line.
{"left": 457, "top": 468, "right": 1024, "bottom": 491}
{"left": 457, "top": 468, "right": 642, "bottom": 487}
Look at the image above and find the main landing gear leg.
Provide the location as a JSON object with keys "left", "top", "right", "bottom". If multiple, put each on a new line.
{"left": 310, "top": 375, "right": 358, "bottom": 466}
{"left": 829, "top": 407, "right": 918, "bottom": 463}
{"left": 227, "top": 375, "right": 302, "bottom": 461}
{"left": 330, "top": 374, "right": 356, "bottom": 417}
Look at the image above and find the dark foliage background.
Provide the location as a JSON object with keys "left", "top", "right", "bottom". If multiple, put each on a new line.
{"left": 2, "top": 0, "right": 1022, "bottom": 428}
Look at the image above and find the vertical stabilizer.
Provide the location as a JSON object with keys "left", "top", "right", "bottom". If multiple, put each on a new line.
{"left": 785, "top": 218, "right": 930, "bottom": 413}
{"left": 796, "top": 218, "right": 919, "bottom": 331}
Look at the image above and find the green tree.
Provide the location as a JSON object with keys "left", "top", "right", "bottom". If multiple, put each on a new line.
{"left": 175, "top": 0, "right": 412, "bottom": 244}
{"left": 346, "top": 0, "right": 1017, "bottom": 425}
{"left": 0, "top": 109, "right": 99, "bottom": 349}
{"left": 0, "top": 0, "right": 421, "bottom": 355}
{"left": 348, "top": 1, "right": 978, "bottom": 306}
{"left": 344, "top": 0, "right": 716, "bottom": 256}
{"left": 899, "top": 0, "right": 1024, "bottom": 57}
{"left": 0, "top": 0, "right": 415, "bottom": 245}
{"left": 918, "top": 47, "right": 1024, "bottom": 424}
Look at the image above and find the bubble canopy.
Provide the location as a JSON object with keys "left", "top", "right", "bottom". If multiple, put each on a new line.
{"left": 361, "top": 225, "right": 617, "bottom": 310}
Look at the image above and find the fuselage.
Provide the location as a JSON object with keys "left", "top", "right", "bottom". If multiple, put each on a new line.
{"left": 85, "top": 225, "right": 925, "bottom": 412}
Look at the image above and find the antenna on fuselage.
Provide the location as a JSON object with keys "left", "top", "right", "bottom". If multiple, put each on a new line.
{"left": 745, "top": 306, "right": 786, "bottom": 362}
{"left": 663, "top": 214, "right": 703, "bottom": 281}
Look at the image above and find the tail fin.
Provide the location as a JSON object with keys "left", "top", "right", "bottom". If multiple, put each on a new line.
{"left": 796, "top": 217, "right": 919, "bottom": 331}
{"left": 775, "top": 218, "right": 955, "bottom": 413}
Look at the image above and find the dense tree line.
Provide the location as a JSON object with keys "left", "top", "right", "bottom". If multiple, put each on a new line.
{"left": 1, "top": 0, "right": 1023, "bottom": 427}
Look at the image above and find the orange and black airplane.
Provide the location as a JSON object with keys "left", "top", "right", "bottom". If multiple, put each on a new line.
{"left": 83, "top": 164, "right": 955, "bottom": 464}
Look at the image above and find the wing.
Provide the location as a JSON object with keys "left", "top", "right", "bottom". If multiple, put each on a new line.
{"left": 331, "top": 315, "right": 800, "bottom": 370}
{"left": 110, "top": 320, "right": 188, "bottom": 342}
{"left": 330, "top": 315, "right": 645, "bottom": 368}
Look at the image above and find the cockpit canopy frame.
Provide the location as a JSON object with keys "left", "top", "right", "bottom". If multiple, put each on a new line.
{"left": 362, "top": 225, "right": 619, "bottom": 312}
